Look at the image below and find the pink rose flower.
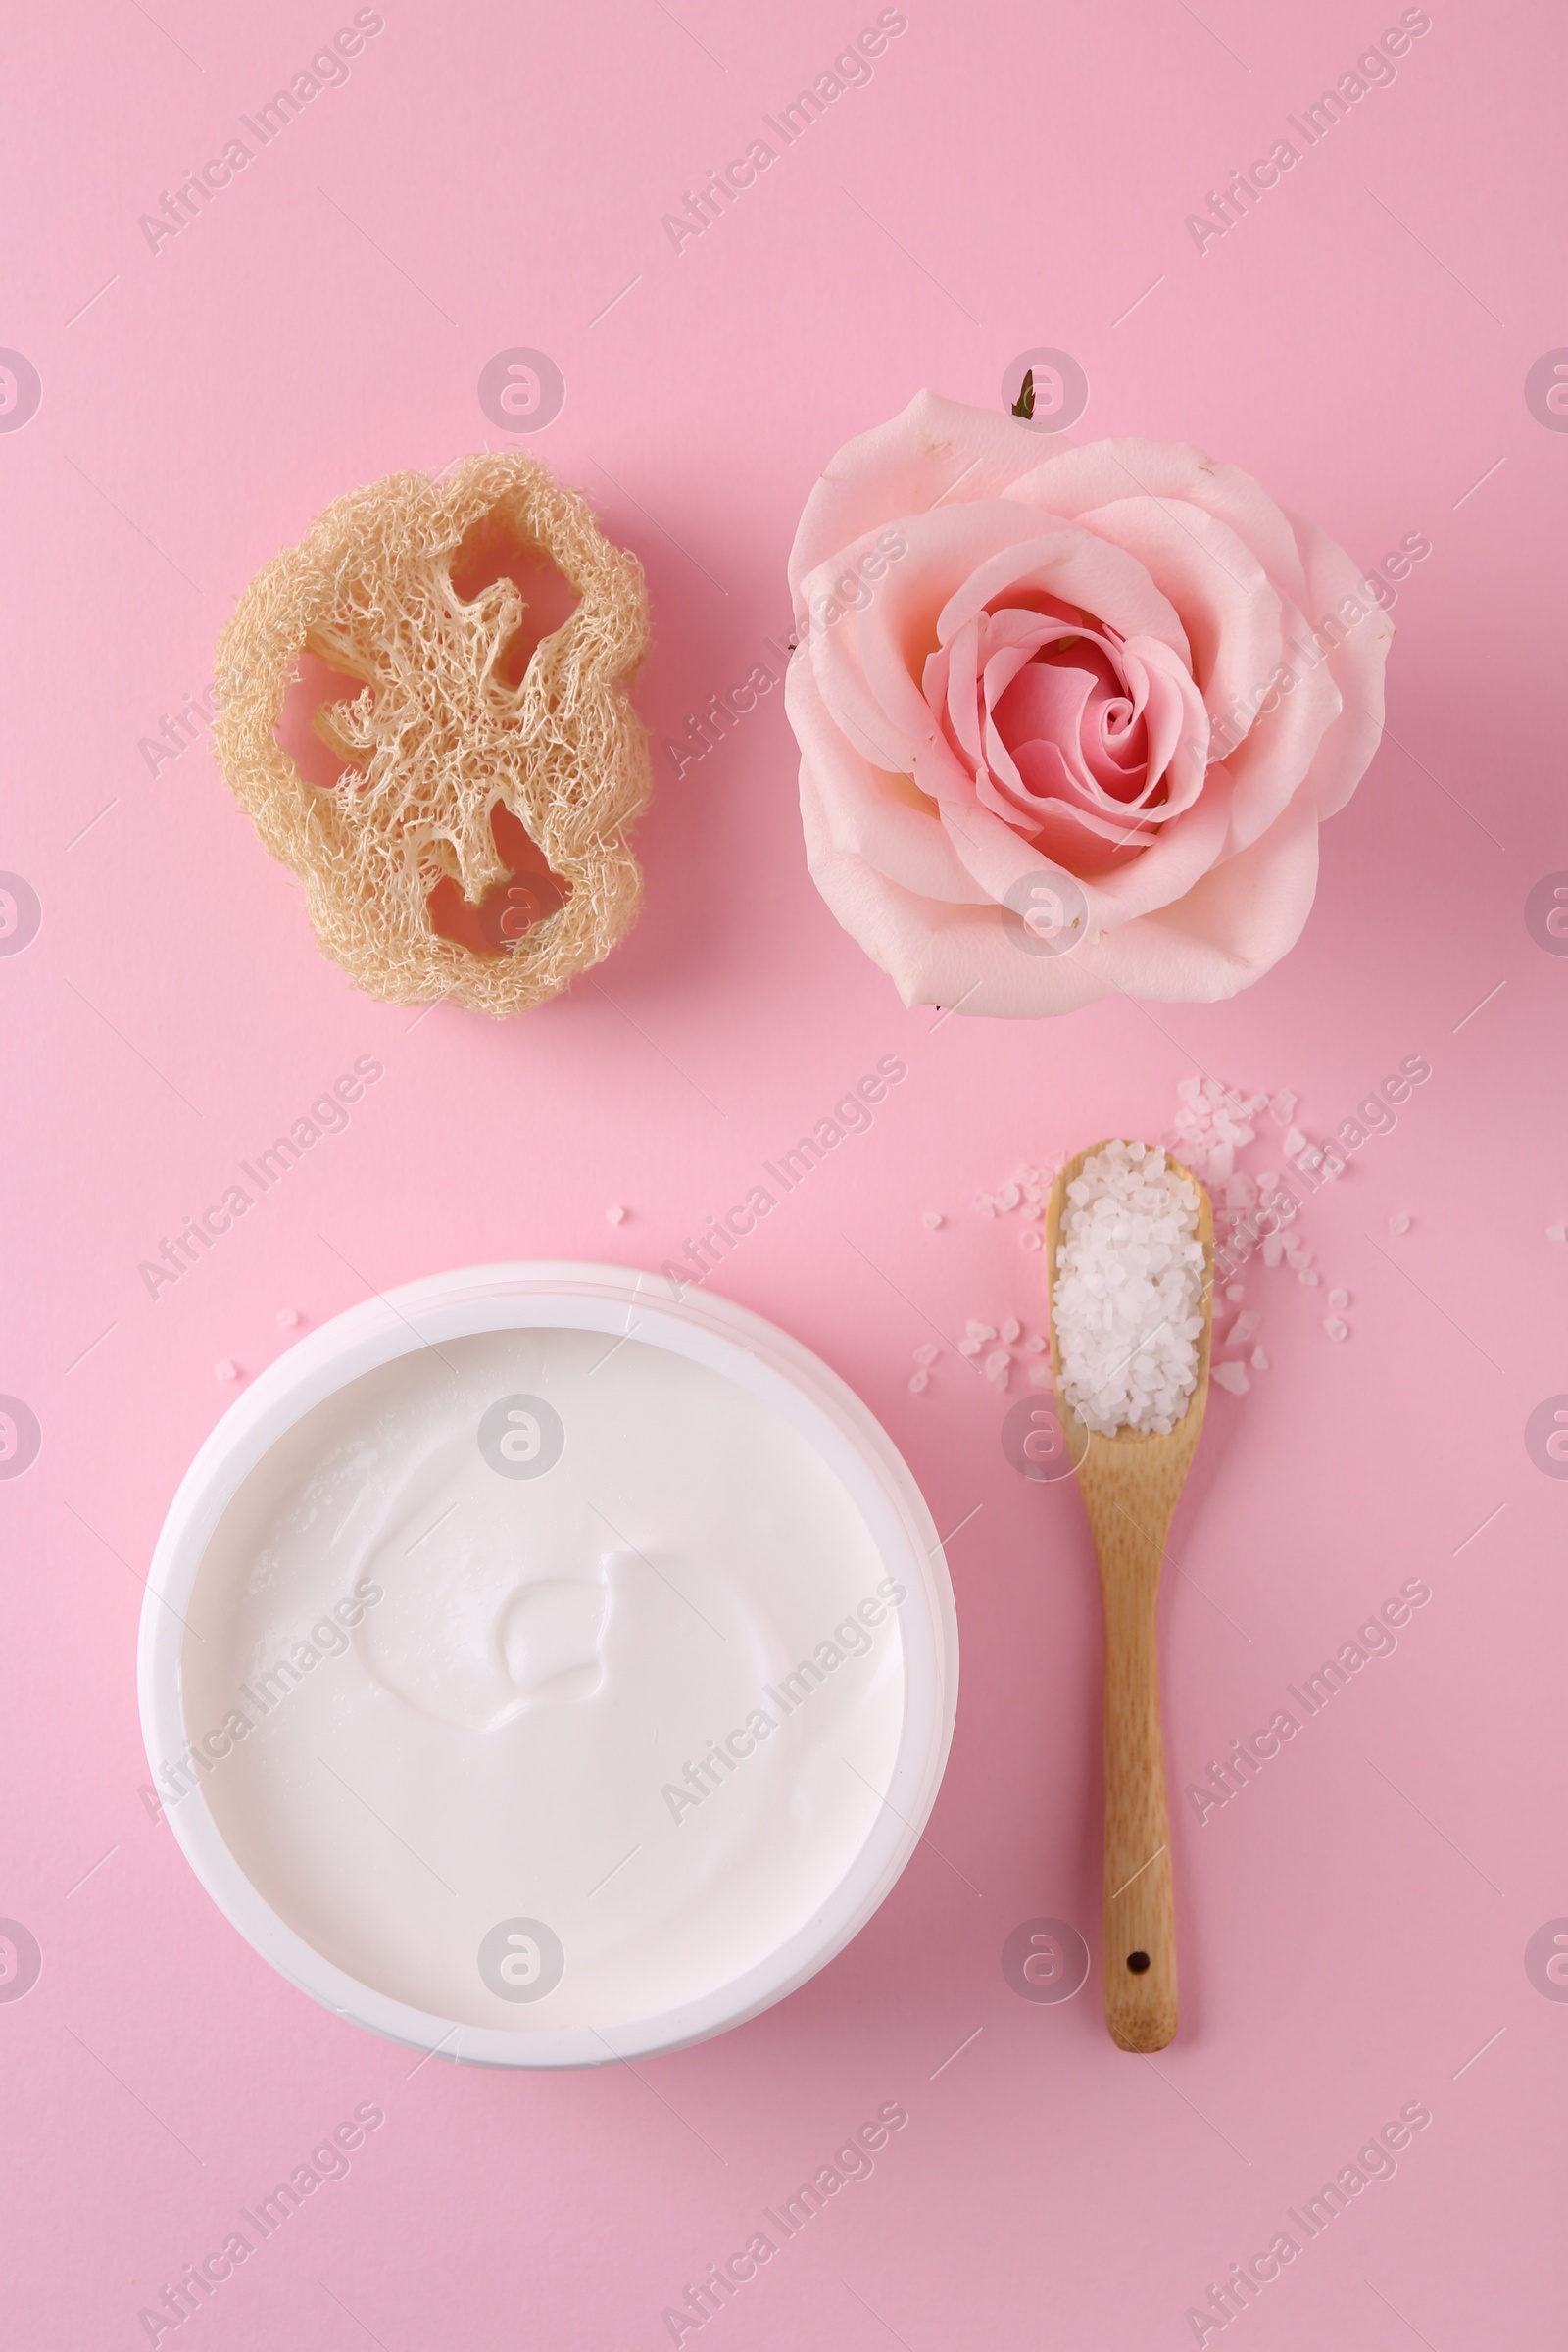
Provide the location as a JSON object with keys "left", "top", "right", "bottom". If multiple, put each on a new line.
{"left": 785, "top": 392, "right": 1393, "bottom": 1014}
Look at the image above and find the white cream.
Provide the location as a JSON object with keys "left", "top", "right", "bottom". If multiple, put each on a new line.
{"left": 178, "top": 1329, "right": 907, "bottom": 2035}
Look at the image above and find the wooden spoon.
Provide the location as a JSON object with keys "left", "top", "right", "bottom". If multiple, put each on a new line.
{"left": 1045, "top": 1141, "right": 1214, "bottom": 2053}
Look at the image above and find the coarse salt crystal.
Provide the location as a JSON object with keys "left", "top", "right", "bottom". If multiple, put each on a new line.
{"left": 1053, "top": 1138, "right": 1204, "bottom": 1437}
{"left": 1324, "top": 1316, "right": 1348, "bottom": 1341}
{"left": 1212, "top": 1361, "right": 1250, "bottom": 1396}
{"left": 1271, "top": 1091, "right": 1298, "bottom": 1124}
{"left": 908, "top": 1370, "right": 929, "bottom": 1393}
{"left": 606, "top": 1204, "right": 626, "bottom": 1225}
{"left": 1389, "top": 1212, "right": 1411, "bottom": 1234}
{"left": 1261, "top": 1236, "right": 1283, "bottom": 1267}
{"left": 922, "top": 1210, "right": 944, "bottom": 1230}
{"left": 1328, "top": 1287, "right": 1348, "bottom": 1309}
{"left": 913, "top": 1343, "right": 939, "bottom": 1365}
{"left": 1228, "top": 1311, "right": 1261, "bottom": 1347}
{"left": 1298, "top": 1269, "right": 1320, "bottom": 1286}
{"left": 985, "top": 1350, "right": 1010, "bottom": 1376}
{"left": 957, "top": 1339, "right": 982, "bottom": 1357}
{"left": 215, "top": 1359, "right": 238, "bottom": 1381}
{"left": 1029, "top": 1363, "right": 1054, "bottom": 1387}
{"left": 1225, "top": 1282, "right": 1245, "bottom": 1303}
{"left": 967, "top": 1320, "right": 996, "bottom": 1341}
{"left": 1250, "top": 1346, "right": 1269, "bottom": 1370}
{"left": 1020, "top": 1229, "right": 1042, "bottom": 1250}
{"left": 1548, "top": 1225, "right": 1566, "bottom": 1244}
{"left": 1001, "top": 1317, "right": 1020, "bottom": 1343}
{"left": 1022, "top": 1334, "right": 1046, "bottom": 1353}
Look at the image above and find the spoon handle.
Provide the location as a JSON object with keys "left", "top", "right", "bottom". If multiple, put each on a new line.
{"left": 1095, "top": 1510, "right": 1178, "bottom": 2051}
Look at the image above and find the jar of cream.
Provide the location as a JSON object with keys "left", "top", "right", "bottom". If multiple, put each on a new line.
{"left": 139, "top": 1264, "right": 958, "bottom": 2065}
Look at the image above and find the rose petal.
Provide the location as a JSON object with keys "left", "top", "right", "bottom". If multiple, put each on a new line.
{"left": 786, "top": 655, "right": 991, "bottom": 904}
{"left": 1287, "top": 509, "right": 1394, "bottom": 818}
{"left": 1004, "top": 443, "right": 1310, "bottom": 606}
{"left": 788, "top": 389, "right": 1048, "bottom": 590}
{"left": 1072, "top": 495, "right": 1284, "bottom": 726}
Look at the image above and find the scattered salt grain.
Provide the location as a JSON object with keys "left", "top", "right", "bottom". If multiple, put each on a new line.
{"left": 1227, "top": 1311, "right": 1261, "bottom": 1348}
{"left": 1389, "top": 1212, "right": 1411, "bottom": 1235}
{"left": 1022, "top": 1334, "right": 1046, "bottom": 1353}
{"left": 957, "top": 1339, "right": 982, "bottom": 1357}
{"left": 1052, "top": 1138, "right": 1204, "bottom": 1437}
{"left": 215, "top": 1359, "right": 238, "bottom": 1381}
{"left": 1250, "top": 1346, "right": 1269, "bottom": 1370}
{"left": 913, "top": 1343, "right": 939, "bottom": 1366}
{"left": 606, "top": 1204, "right": 626, "bottom": 1225}
{"left": 922, "top": 1211, "right": 944, "bottom": 1230}
{"left": 1001, "top": 1316, "right": 1020, "bottom": 1343}
{"left": 1029, "top": 1363, "right": 1054, "bottom": 1387}
{"left": 1327, "top": 1287, "right": 1349, "bottom": 1310}
{"left": 967, "top": 1320, "right": 997, "bottom": 1342}
{"left": 1270, "top": 1091, "right": 1298, "bottom": 1125}
{"left": 1261, "top": 1236, "right": 1283, "bottom": 1267}
{"left": 276, "top": 1307, "right": 300, "bottom": 1328}
{"left": 1324, "top": 1317, "right": 1348, "bottom": 1342}
{"left": 1225, "top": 1283, "right": 1245, "bottom": 1303}
{"left": 1020, "top": 1229, "right": 1042, "bottom": 1250}
{"left": 985, "top": 1350, "right": 1010, "bottom": 1377}
{"left": 908, "top": 1370, "right": 929, "bottom": 1394}
{"left": 1298, "top": 1269, "right": 1320, "bottom": 1286}
{"left": 1212, "top": 1361, "right": 1250, "bottom": 1396}
{"left": 1548, "top": 1225, "right": 1566, "bottom": 1244}
{"left": 1284, "top": 1126, "right": 1307, "bottom": 1158}
{"left": 997, "top": 1182, "right": 1020, "bottom": 1209}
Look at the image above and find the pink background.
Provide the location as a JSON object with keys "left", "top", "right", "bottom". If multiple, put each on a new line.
{"left": 2, "top": 1, "right": 1564, "bottom": 2343}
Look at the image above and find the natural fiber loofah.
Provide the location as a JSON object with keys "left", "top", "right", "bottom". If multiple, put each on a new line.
{"left": 213, "top": 452, "right": 651, "bottom": 1015}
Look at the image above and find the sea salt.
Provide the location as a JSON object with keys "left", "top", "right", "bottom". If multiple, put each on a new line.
{"left": 1390, "top": 1212, "right": 1411, "bottom": 1235}
{"left": 1327, "top": 1287, "right": 1348, "bottom": 1310}
{"left": 1053, "top": 1139, "right": 1204, "bottom": 1437}
{"left": 1212, "top": 1361, "right": 1250, "bottom": 1396}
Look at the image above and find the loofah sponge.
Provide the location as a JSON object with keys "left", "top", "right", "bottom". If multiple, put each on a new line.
{"left": 212, "top": 452, "right": 651, "bottom": 1016}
